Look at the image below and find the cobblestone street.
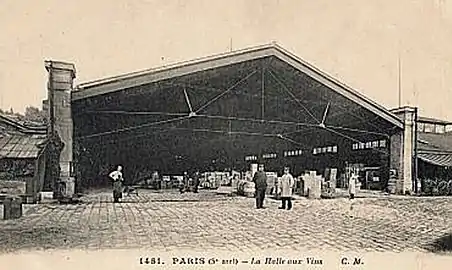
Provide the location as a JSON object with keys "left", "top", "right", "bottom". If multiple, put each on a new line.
{"left": 0, "top": 190, "right": 451, "bottom": 254}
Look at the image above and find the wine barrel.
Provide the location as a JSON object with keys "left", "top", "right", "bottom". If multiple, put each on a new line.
{"left": 236, "top": 180, "right": 255, "bottom": 197}
{"left": 242, "top": 181, "right": 255, "bottom": 197}
{"left": 387, "top": 177, "right": 397, "bottom": 194}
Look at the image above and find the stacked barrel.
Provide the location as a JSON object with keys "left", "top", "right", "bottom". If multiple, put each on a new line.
{"left": 237, "top": 180, "right": 255, "bottom": 197}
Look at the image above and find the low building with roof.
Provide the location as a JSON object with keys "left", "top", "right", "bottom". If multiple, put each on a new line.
{"left": 0, "top": 113, "right": 48, "bottom": 201}
{"left": 415, "top": 116, "right": 452, "bottom": 185}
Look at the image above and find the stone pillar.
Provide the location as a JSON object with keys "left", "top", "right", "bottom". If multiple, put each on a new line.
{"left": 45, "top": 60, "right": 76, "bottom": 197}
{"left": 390, "top": 106, "right": 416, "bottom": 195}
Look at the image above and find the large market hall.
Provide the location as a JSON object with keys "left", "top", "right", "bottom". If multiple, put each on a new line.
{"left": 46, "top": 43, "right": 417, "bottom": 196}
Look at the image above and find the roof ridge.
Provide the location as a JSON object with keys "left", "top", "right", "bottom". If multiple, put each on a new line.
{"left": 76, "top": 43, "right": 276, "bottom": 90}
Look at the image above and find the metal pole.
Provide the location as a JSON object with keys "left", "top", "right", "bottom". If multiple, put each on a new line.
{"left": 414, "top": 107, "right": 419, "bottom": 193}
{"left": 398, "top": 54, "right": 402, "bottom": 108}
{"left": 387, "top": 134, "right": 392, "bottom": 192}
{"left": 261, "top": 66, "right": 265, "bottom": 120}
{"left": 48, "top": 61, "right": 55, "bottom": 135}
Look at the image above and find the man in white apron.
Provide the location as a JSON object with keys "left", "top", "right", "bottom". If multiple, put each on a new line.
{"left": 278, "top": 166, "right": 295, "bottom": 210}
{"left": 349, "top": 173, "right": 358, "bottom": 200}
{"left": 109, "top": 165, "right": 124, "bottom": 203}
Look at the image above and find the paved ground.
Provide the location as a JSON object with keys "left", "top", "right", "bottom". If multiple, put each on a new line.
{"left": 0, "top": 189, "right": 451, "bottom": 254}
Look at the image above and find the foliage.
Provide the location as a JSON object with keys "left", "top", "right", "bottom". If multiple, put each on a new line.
{"left": 43, "top": 131, "right": 64, "bottom": 192}
{"left": 0, "top": 106, "right": 46, "bottom": 124}
{"left": 422, "top": 178, "right": 452, "bottom": 196}
{"left": 24, "top": 106, "right": 47, "bottom": 123}
{"left": 0, "top": 159, "right": 35, "bottom": 181}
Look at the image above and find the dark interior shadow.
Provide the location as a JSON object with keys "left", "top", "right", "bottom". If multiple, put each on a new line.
{"left": 429, "top": 234, "right": 452, "bottom": 253}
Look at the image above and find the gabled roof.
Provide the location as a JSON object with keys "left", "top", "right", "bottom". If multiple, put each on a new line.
{"left": 0, "top": 114, "right": 47, "bottom": 135}
{"left": 73, "top": 43, "right": 404, "bottom": 129}
{"left": 0, "top": 114, "right": 48, "bottom": 159}
{"left": 0, "top": 133, "right": 47, "bottom": 159}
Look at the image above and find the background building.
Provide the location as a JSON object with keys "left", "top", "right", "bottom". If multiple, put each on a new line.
{"left": 0, "top": 43, "right": 446, "bottom": 198}
{"left": 0, "top": 114, "right": 48, "bottom": 201}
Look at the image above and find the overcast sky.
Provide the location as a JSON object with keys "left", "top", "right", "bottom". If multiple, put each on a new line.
{"left": 1, "top": 0, "right": 451, "bottom": 120}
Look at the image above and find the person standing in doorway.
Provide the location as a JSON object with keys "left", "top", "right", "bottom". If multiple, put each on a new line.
{"left": 279, "top": 166, "right": 295, "bottom": 210}
{"left": 252, "top": 164, "right": 268, "bottom": 209}
{"left": 109, "top": 165, "right": 124, "bottom": 203}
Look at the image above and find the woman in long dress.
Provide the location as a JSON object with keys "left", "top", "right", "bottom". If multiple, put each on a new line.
{"left": 109, "top": 165, "right": 124, "bottom": 203}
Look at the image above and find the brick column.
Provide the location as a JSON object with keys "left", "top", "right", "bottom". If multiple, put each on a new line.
{"left": 390, "top": 106, "right": 416, "bottom": 194}
{"left": 45, "top": 61, "right": 76, "bottom": 197}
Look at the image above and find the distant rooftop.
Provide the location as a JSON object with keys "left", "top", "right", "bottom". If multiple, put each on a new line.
{"left": 0, "top": 113, "right": 47, "bottom": 134}
{"left": 418, "top": 116, "right": 452, "bottom": 125}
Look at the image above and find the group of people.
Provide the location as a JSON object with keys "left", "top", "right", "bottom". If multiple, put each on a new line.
{"left": 252, "top": 164, "right": 295, "bottom": 210}
{"left": 107, "top": 166, "right": 202, "bottom": 203}
{"left": 108, "top": 164, "right": 358, "bottom": 205}
{"left": 253, "top": 164, "right": 358, "bottom": 210}
{"left": 179, "top": 171, "right": 200, "bottom": 194}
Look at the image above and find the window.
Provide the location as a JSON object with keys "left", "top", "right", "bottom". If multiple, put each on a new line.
{"left": 424, "top": 124, "right": 434, "bottom": 133}
{"left": 417, "top": 123, "right": 425, "bottom": 132}
{"left": 263, "top": 153, "right": 277, "bottom": 159}
{"left": 435, "top": 124, "right": 445, "bottom": 134}
{"left": 285, "top": 150, "right": 303, "bottom": 157}
{"left": 446, "top": 125, "right": 452, "bottom": 133}
{"left": 69, "top": 162, "right": 75, "bottom": 177}
{"left": 62, "top": 97, "right": 70, "bottom": 108}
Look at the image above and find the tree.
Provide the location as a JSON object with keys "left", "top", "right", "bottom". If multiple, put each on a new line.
{"left": 43, "top": 130, "right": 64, "bottom": 196}
{"left": 24, "top": 106, "right": 47, "bottom": 123}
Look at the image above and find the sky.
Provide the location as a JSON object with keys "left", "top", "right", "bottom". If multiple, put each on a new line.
{"left": 1, "top": 0, "right": 452, "bottom": 120}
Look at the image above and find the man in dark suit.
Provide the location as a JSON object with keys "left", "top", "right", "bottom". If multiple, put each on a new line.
{"left": 252, "top": 164, "right": 268, "bottom": 209}
{"left": 192, "top": 171, "right": 200, "bottom": 193}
